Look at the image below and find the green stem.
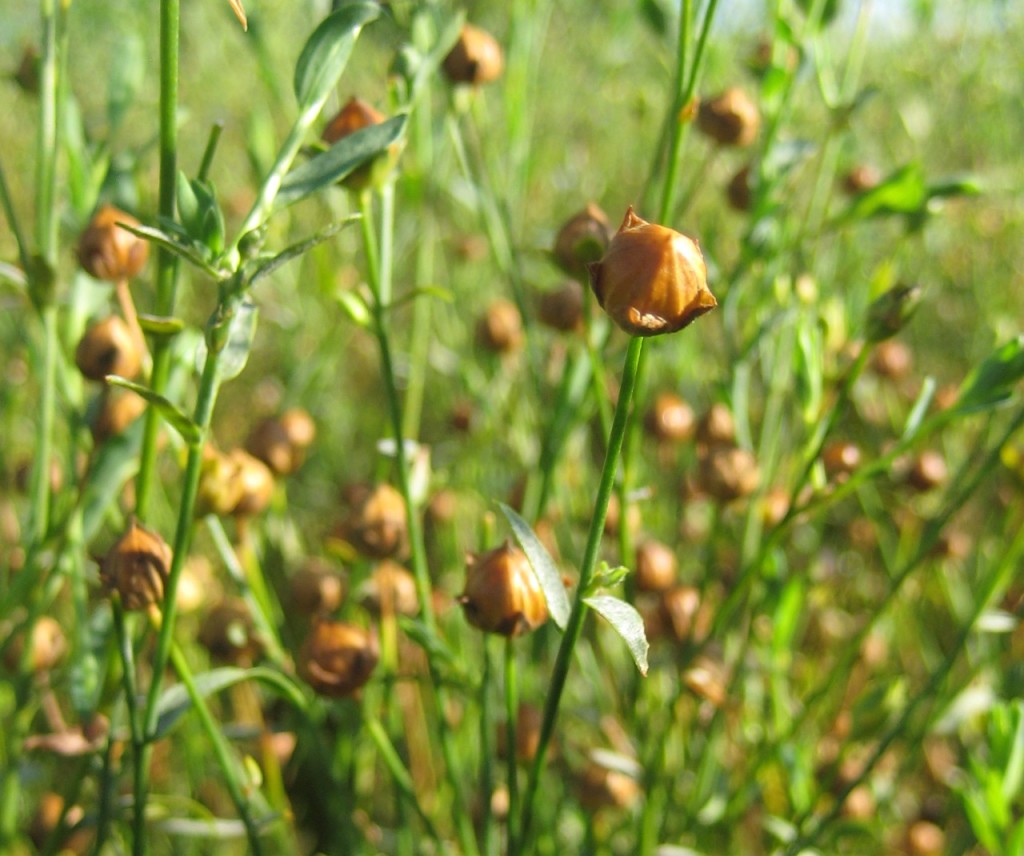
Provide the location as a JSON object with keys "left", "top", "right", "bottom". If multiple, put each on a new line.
{"left": 504, "top": 639, "right": 520, "bottom": 856}
{"left": 518, "top": 335, "right": 646, "bottom": 848}
{"left": 480, "top": 639, "right": 496, "bottom": 856}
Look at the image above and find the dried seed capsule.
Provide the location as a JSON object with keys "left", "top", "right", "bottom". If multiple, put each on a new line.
{"left": 696, "top": 402, "right": 736, "bottom": 448}
{"left": 697, "top": 87, "right": 760, "bottom": 147}
{"left": 226, "top": 449, "right": 275, "bottom": 517}
{"left": 476, "top": 298, "right": 524, "bottom": 353}
{"left": 537, "top": 280, "right": 585, "bottom": 333}
{"left": 101, "top": 518, "right": 172, "bottom": 611}
{"left": 359, "top": 559, "right": 419, "bottom": 617}
{"left": 4, "top": 615, "right": 67, "bottom": 673}
{"left": 553, "top": 203, "right": 612, "bottom": 278}
{"left": 75, "top": 316, "right": 142, "bottom": 382}
{"left": 588, "top": 207, "right": 715, "bottom": 337}
{"left": 871, "top": 339, "right": 912, "bottom": 380}
{"left": 299, "top": 619, "right": 378, "bottom": 698}
{"left": 726, "top": 164, "right": 753, "bottom": 211}
{"left": 842, "top": 164, "right": 881, "bottom": 195}
{"left": 246, "top": 408, "right": 316, "bottom": 476}
{"left": 200, "top": 599, "right": 262, "bottom": 665}
{"left": 91, "top": 388, "right": 147, "bottom": 444}
{"left": 822, "top": 441, "right": 861, "bottom": 480}
{"left": 644, "top": 392, "right": 696, "bottom": 444}
{"left": 698, "top": 446, "right": 760, "bottom": 502}
{"left": 459, "top": 542, "right": 547, "bottom": 637}
{"left": 290, "top": 558, "right": 345, "bottom": 616}
{"left": 905, "top": 820, "right": 944, "bottom": 856}
{"left": 907, "top": 450, "right": 947, "bottom": 492}
{"left": 321, "top": 96, "right": 401, "bottom": 192}
{"left": 77, "top": 204, "right": 148, "bottom": 281}
{"left": 634, "top": 539, "right": 677, "bottom": 593}
{"left": 344, "top": 483, "right": 408, "bottom": 559}
{"left": 442, "top": 23, "right": 504, "bottom": 86}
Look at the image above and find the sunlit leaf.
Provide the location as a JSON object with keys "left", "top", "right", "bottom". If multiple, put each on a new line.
{"left": 955, "top": 335, "right": 1024, "bottom": 415}
{"left": 105, "top": 375, "right": 201, "bottom": 445}
{"left": 499, "top": 502, "right": 571, "bottom": 630}
{"left": 246, "top": 217, "right": 358, "bottom": 286}
{"left": 293, "top": 2, "right": 380, "bottom": 111}
{"left": 582, "top": 594, "right": 649, "bottom": 676}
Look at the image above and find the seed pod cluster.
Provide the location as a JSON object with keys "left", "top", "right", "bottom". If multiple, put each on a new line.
{"left": 442, "top": 23, "right": 504, "bottom": 86}
{"left": 696, "top": 87, "right": 760, "bottom": 147}
{"left": 299, "top": 619, "right": 379, "bottom": 698}
{"left": 459, "top": 542, "right": 547, "bottom": 637}
{"left": 588, "top": 207, "right": 715, "bottom": 337}
{"left": 101, "top": 519, "right": 172, "bottom": 611}
{"left": 77, "top": 204, "right": 149, "bottom": 281}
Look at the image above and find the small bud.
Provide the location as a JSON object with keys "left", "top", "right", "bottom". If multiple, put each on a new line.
{"left": 536, "top": 280, "right": 585, "bottom": 333}
{"left": 476, "top": 298, "right": 524, "bottom": 353}
{"left": 459, "top": 542, "right": 547, "bottom": 637}
{"left": 842, "top": 164, "right": 881, "bottom": 195}
{"left": 101, "top": 519, "right": 172, "bottom": 610}
{"left": 443, "top": 23, "right": 504, "bottom": 86}
{"left": 77, "top": 204, "right": 148, "bottom": 281}
{"left": 75, "top": 316, "right": 142, "bottom": 382}
{"left": 290, "top": 558, "right": 346, "bottom": 616}
{"left": 321, "top": 97, "right": 401, "bottom": 192}
{"left": 344, "top": 483, "right": 408, "bottom": 559}
{"left": 91, "top": 388, "right": 147, "bottom": 444}
{"left": 553, "top": 203, "right": 612, "bottom": 278}
{"left": 697, "top": 87, "right": 760, "bottom": 147}
{"left": 299, "top": 619, "right": 379, "bottom": 698}
{"left": 865, "top": 283, "right": 922, "bottom": 342}
{"left": 699, "top": 446, "right": 760, "bottom": 502}
{"left": 634, "top": 539, "right": 677, "bottom": 592}
{"left": 644, "top": 392, "right": 696, "bottom": 444}
{"left": 359, "top": 560, "right": 419, "bottom": 617}
{"left": 200, "top": 599, "right": 262, "bottom": 665}
{"left": 588, "top": 207, "right": 715, "bottom": 337}
{"left": 4, "top": 615, "right": 67, "bottom": 673}
{"left": 246, "top": 408, "right": 316, "bottom": 476}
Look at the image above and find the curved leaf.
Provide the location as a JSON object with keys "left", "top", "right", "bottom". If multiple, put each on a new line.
{"left": 583, "top": 594, "right": 649, "bottom": 676}
{"left": 293, "top": 2, "right": 380, "bottom": 111}
{"left": 105, "top": 375, "right": 201, "bottom": 445}
{"left": 499, "top": 502, "right": 571, "bottom": 630}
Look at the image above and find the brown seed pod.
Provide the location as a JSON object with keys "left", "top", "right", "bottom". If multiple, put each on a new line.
{"left": 75, "top": 316, "right": 142, "bottom": 382}
{"left": 227, "top": 449, "right": 275, "bottom": 517}
{"left": 246, "top": 408, "right": 316, "bottom": 476}
{"left": 696, "top": 402, "right": 736, "bottom": 448}
{"left": 683, "top": 652, "right": 728, "bottom": 707}
{"left": 101, "top": 519, "right": 172, "bottom": 611}
{"left": 726, "top": 163, "right": 753, "bottom": 211}
{"left": 658, "top": 585, "right": 710, "bottom": 644}
{"left": 4, "top": 615, "right": 67, "bottom": 673}
{"left": 536, "top": 280, "right": 585, "bottom": 333}
{"left": 442, "top": 23, "right": 504, "bottom": 86}
{"left": 77, "top": 204, "right": 148, "bottom": 281}
{"left": 699, "top": 446, "right": 760, "bottom": 503}
{"left": 588, "top": 207, "right": 715, "bottom": 337}
{"left": 634, "top": 539, "right": 678, "bottom": 593}
{"left": 321, "top": 97, "right": 400, "bottom": 192}
{"left": 290, "top": 558, "right": 346, "bottom": 616}
{"left": 459, "top": 541, "right": 547, "bottom": 637}
{"left": 344, "top": 483, "right": 408, "bottom": 559}
{"left": 553, "top": 203, "right": 612, "bottom": 278}
{"left": 299, "top": 619, "right": 379, "bottom": 698}
{"left": 822, "top": 441, "right": 862, "bottom": 480}
{"left": 196, "top": 447, "right": 246, "bottom": 518}
{"left": 29, "top": 792, "right": 90, "bottom": 854}
{"left": 904, "top": 819, "right": 944, "bottom": 856}
{"left": 359, "top": 559, "right": 419, "bottom": 617}
{"left": 696, "top": 87, "right": 760, "bottom": 147}
{"left": 871, "top": 339, "right": 913, "bottom": 380}
{"left": 644, "top": 392, "right": 696, "bottom": 444}
{"left": 907, "top": 450, "right": 948, "bottom": 492}
{"left": 576, "top": 753, "right": 641, "bottom": 811}
{"left": 476, "top": 298, "right": 524, "bottom": 353}
{"left": 200, "top": 599, "right": 262, "bottom": 665}
{"left": 91, "top": 388, "right": 147, "bottom": 445}
{"left": 842, "top": 164, "right": 881, "bottom": 195}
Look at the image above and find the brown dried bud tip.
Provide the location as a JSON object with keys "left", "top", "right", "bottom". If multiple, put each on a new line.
{"left": 344, "top": 483, "right": 409, "bottom": 559}
{"left": 299, "top": 619, "right": 379, "bottom": 698}
{"left": 696, "top": 87, "right": 760, "bottom": 147}
{"left": 75, "top": 316, "right": 142, "bottom": 382}
{"left": 553, "top": 203, "right": 612, "bottom": 278}
{"left": 322, "top": 97, "right": 400, "bottom": 192}
{"left": 101, "top": 518, "right": 172, "bottom": 611}
{"left": 644, "top": 392, "right": 696, "bottom": 444}
{"left": 459, "top": 541, "right": 547, "bottom": 637}
{"left": 77, "top": 204, "right": 148, "bottom": 281}
{"left": 588, "top": 207, "right": 715, "bottom": 337}
{"left": 200, "top": 599, "right": 262, "bottom": 665}
{"left": 537, "top": 280, "right": 586, "bottom": 333}
{"left": 634, "top": 539, "right": 678, "bottom": 593}
{"left": 476, "top": 298, "right": 524, "bottom": 353}
{"left": 443, "top": 23, "right": 504, "bottom": 86}
{"left": 246, "top": 408, "right": 316, "bottom": 476}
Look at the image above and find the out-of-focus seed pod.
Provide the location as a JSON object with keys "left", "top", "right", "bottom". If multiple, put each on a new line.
{"left": 697, "top": 87, "right": 760, "bottom": 147}
{"left": 4, "top": 615, "right": 67, "bottom": 673}
{"left": 841, "top": 784, "right": 876, "bottom": 821}
{"left": 932, "top": 529, "right": 970, "bottom": 561}
{"left": 871, "top": 339, "right": 912, "bottom": 380}
{"left": 699, "top": 446, "right": 760, "bottom": 503}
{"left": 359, "top": 559, "right": 419, "bottom": 617}
{"left": 842, "top": 164, "right": 881, "bottom": 195}
{"left": 442, "top": 23, "right": 504, "bottom": 86}
{"left": 644, "top": 392, "right": 696, "bottom": 444}
{"left": 822, "top": 441, "right": 862, "bottom": 480}
{"left": 696, "top": 402, "right": 735, "bottom": 448}
{"left": 246, "top": 408, "right": 316, "bottom": 476}
{"left": 200, "top": 599, "right": 262, "bottom": 665}
{"left": 576, "top": 754, "right": 641, "bottom": 811}
{"left": 602, "top": 493, "right": 641, "bottom": 540}
{"left": 196, "top": 447, "right": 245, "bottom": 518}
{"left": 91, "top": 388, "right": 147, "bottom": 444}
{"left": 227, "top": 449, "right": 275, "bottom": 517}
{"left": 75, "top": 316, "right": 142, "bottom": 382}
{"left": 907, "top": 450, "right": 947, "bottom": 492}
{"left": 290, "top": 558, "right": 345, "bottom": 616}
{"left": 726, "top": 164, "right": 753, "bottom": 211}
{"left": 450, "top": 400, "right": 474, "bottom": 433}
{"left": 553, "top": 203, "right": 612, "bottom": 278}
{"left": 459, "top": 542, "right": 547, "bottom": 637}
{"left": 659, "top": 585, "right": 712, "bottom": 644}
{"left": 77, "top": 204, "right": 148, "bottom": 281}
{"left": 865, "top": 283, "right": 922, "bottom": 342}
{"left": 176, "top": 556, "right": 216, "bottom": 614}
{"left": 476, "top": 298, "right": 524, "bottom": 353}
{"left": 537, "top": 280, "right": 585, "bottom": 333}
{"left": 101, "top": 519, "right": 172, "bottom": 611}
{"left": 299, "top": 619, "right": 378, "bottom": 698}
{"left": 760, "top": 487, "right": 790, "bottom": 527}
{"left": 344, "top": 483, "right": 408, "bottom": 559}
{"left": 683, "top": 652, "right": 728, "bottom": 707}
{"left": 904, "top": 819, "right": 944, "bottom": 856}
{"left": 29, "top": 792, "right": 90, "bottom": 854}
{"left": 426, "top": 488, "right": 459, "bottom": 527}
{"left": 497, "top": 702, "right": 549, "bottom": 764}
{"left": 588, "top": 207, "right": 715, "bottom": 337}
{"left": 634, "top": 539, "right": 677, "bottom": 593}
{"left": 321, "top": 97, "right": 400, "bottom": 192}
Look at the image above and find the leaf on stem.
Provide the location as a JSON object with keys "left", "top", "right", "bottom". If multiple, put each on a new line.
{"left": 499, "top": 502, "right": 571, "bottom": 630}
{"left": 105, "top": 375, "right": 201, "bottom": 445}
{"left": 293, "top": 2, "right": 381, "bottom": 111}
{"left": 582, "top": 594, "right": 649, "bottom": 676}
{"left": 245, "top": 216, "right": 359, "bottom": 286}
{"left": 954, "top": 335, "right": 1024, "bottom": 415}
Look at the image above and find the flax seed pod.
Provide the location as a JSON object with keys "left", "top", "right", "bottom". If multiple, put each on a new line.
{"left": 644, "top": 392, "right": 696, "bottom": 444}
{"left": 442, "top": 23, "right": 504, "bottom": 86}
{"left": 101, "top": 519, "right": 172, "bottom": 611}
{"left": 459, "top": 542, "right": 547, "bottom": 637}
{"left": 75, "top": 316, "right": 141, "bottom": 382}
{"left": 699, "top": 446, "right": 760, "bottom": 503}
{"left": 4, "top": 615, "right": 67, "bottom": 673}
{"left": 321, "top": 97, "right": 401, "bottom": 192}
{"left": 553, "top": 203, "right": 612, "bottom": 278}
{"left": 359, "top": 560, "right": 419, "bottom": 617}
{"left": 200, "top": 599, "right": 262, "bottom": 665}
{"left": 476, "top": 298, "right": 524, "bottom": 353}
{"left": 537, "top": 280, "right": 585, "bottom": 333}
{"left": 299, "top": 619, "right": 378, "bottom": 698}
{"left": 344, "top": 483, "right": 408, "bottom": 560}
{"left": 77, "top": 204, "right": 148, "bottom": 282}
{"left": 90, "top": 388, "right": 147, "bottom": 444}
{"left": 634, "top": 539, "right": 678, "bottom": 593}
{"left": 290, "top": 558, "right": 345, "bottom": 616}
{"left": 696, "top": 87, "right": 760, "bottom": 147}
{"left": 246, "top": 408, "right": 316, "bottom": 476}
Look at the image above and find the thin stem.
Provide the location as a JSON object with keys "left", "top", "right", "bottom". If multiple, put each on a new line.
{"left": 480, "top": 639, "right": 496, "bottom": 856}
{"left": 504, "top": 638, "right": 520, "bottom": 855}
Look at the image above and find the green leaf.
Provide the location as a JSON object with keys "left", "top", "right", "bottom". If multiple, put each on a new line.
{"left": 138, "top": 314, "right": 186, "bottom": 337}
{"left": 153, "top": 667, "right": 308, "bottom": 740}
{"left": 118, "top": 221, "right": 221, "bottom": 277}
{"left": 582, "top": 594, "right": 649, "bottom": 676}
{"left": 246, "top": 216, "right": 358, "bottom": 287}
{"left": 293, "top": 2, "right": 381, "bottom": 111}
{"left": 928, "top": 174, "right": 983, "bottom": 200}
{"left": 901, "top": 376, "right": 936, "bottom": 440}
{"left": 336, "top": 289, "right": 371, "bottom": 328}
{"left": 198, "top": 299, "right": 259, "bottom": 382}
{"left": 105, "top": 375, "right": 202, "bottom": 444}
{"left": 840, "top": 163, "right": 928, "bottom": 223}
{"left": 499, "top": 502, "right": 571, "bottom": 630}
{"left": 955, "top": 335, "right": 1024, "bottom": 415}
{"left": 277, "top": 115, "right": 407, "bottom": 210}
{"left": 589, "top": 562, "right": 630, "bottom": 591}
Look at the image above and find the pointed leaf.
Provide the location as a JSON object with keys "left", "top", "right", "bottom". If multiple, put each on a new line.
{"left": 153, "top": 666, "right": 308, "bottom": 740}
{"left": 277, "top": 115, "right": 407, "bottom": 209}
{"left": 246, "top": 216, "right": 358, "bottom": 286}
{"left": 293, "top": 2, "right": 380, "bottom": 111}
{"left": 582, "top": 594, "right": 649, "bottom": 676}
{"left": 118, "top": 221, "right": 221, "bottom": 276}
{"left": 499, "top": 502, "right": 570, "bottom": 630}
{"left": 105, "top": 375, "right": 201, "bottom": 444}
{"left": 955, "top": 335, "right": 1024, "bottom": 415}
{"left": 840, "top": 163, "right": 928, "bottom": 222}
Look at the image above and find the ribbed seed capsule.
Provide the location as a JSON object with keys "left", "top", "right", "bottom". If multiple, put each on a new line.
{"left": 75, "top": 316, "right": 142, "bottom": 382}
{"left": 101, "top": 519, "right": 172, "bottom": 610}
{"left": 553, "top": 203, "right": 612, "bottom": 278}
{"left": 246, "top": 408, "right": 316, "bottom": 476}
{"left": 477, "top": 299, "right": 524, "bottom": 353}
{"left": 459, "top": 542, "right": 547, "bottom": 637}
{"left": 442, "top": 23, "right": 504, "bottom": 86}
{"left": 644, "top": 392, "right": 696, "bottom": 444}
{"left": 696, "top": 87, "right": 760, "bottom": 147}
{"left": 359, "top": 560, "right": 419, "bottom": 617}
{"left": 299, "top": 619, "right": 379, "bottom": 698}
{"left": 77, "top": 204, "right": 149, "bottom": 281}
{"left": 344, "top": 483, "right": 408, "bottom": 559}
{"left": 588, "top": 207, "right": 715, "bottom": 337}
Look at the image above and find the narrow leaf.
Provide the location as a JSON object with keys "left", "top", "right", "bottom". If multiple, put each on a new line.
{"left": 901, "top": 376, "right": 936, "bottom": 440}
{"left": 197, "top": 299, "right": 259, "bottom": 382}
{"left": 955, "top": 335, "right": 1024, "bottom": 415}
{"left": 840, "top": 163, "right": 928, "bottom": 222}
{"left": 582, "top": 594, "right": 649, "bottom": 676}
{"left": 499, "top": 502, "right": 571, "bottom": 629}
{"left": 137, "top": 314, "right": 186, "bottom": 337}
{"left": 293, "top": 3, "right": 380, "bottom": 110}
{"left": 118, "top": 221, "right": 221, "bottom": 276}
{"left": 246, "top": 216, "right": 358, "bottom": 286}
{"left": 105, "top": 375, "right": 201, "bottom": 444}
